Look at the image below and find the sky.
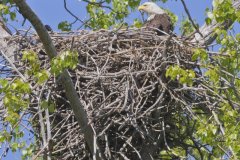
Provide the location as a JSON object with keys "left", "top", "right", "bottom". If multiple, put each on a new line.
{"left": 2, "top": 0, "right": 213, "bottom": 159}
{"left": 10, "top": 0, "right": 212, "bottom": 33}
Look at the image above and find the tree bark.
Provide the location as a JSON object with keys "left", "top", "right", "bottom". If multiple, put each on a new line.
{"left": 0, "top": 16, "right": 16, "bottom": 61}
{"left": 192, "top": 0, "right": 240, "bottom": 45}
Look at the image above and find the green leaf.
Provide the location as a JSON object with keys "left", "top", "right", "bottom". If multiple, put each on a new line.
{"left": 133, "top": 19, "right": 142, "bottom": 28}
{"left": 11, "top": 142, "right": 19, "bottom": 152}
{"left": 192, "top": 48, "right": 208, "bottom": 61}
{"left": 205, "top": 17, "right": 212, "bottom": 25}
{"left": 41, "top": 100, "right": 56, "bottom": 113}
{"left": 171, "top": 147, "right": 186, "bottom": 158}
{"left": 205, "top": 68, "right": 220, "bottom": 84}
{"left": 180, "top": 17, "right": 196, "bottom": 36}
{"left": 41, "top": 100, "right": 48, "bottom": 110}
{"left": 35, "top": 70, "right": 50, "bottom": 84}
{"left": 48, "top": 103, "right": 56, "bottom": 113}
{"left": 10, "top": 12, "right": 16, "bottom": 20}
{"left": 166, "top": 65, "right": 195, "bottom": 86}
{"left": 5, "top": 112, "right": 20, "bottom": 125}
{"left": 10, "top": 79, "right": 31, "bottom": 93}
{"left": 22, "top": 149, "right": 28, "bottom": 156}
{"left": 0, "top": 79, "right": 9, "bottom": 89}
{"left": 51, "top": 50, "right": 78, "bottom": 75}
{"left": 0, "top": 4, "right": 9, "bottom": 13}
{"left": 22, "top": 50, "right": 38, "bottom": 63}
{"left": 0, "top": 135, "right": 5, "bottom": 143}
{"left": 58, "top": 21, "right": 71, "bottom": 31}
{"left": 159, "top": 150, "right": 171, "bottom": 159}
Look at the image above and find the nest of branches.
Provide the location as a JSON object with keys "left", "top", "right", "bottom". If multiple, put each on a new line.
{"left": 5, "top": 28, "right": 212, "bottom": 159}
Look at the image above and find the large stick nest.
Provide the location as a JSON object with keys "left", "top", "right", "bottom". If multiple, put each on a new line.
{"left": 5, "top": 28, "right": 209, "bottom": 159}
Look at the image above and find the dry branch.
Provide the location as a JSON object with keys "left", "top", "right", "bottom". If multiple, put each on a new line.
{"left": 13, "top": 0, "right": 103, "bottom": 159}
{"left": 3, "top": 28, "right": 233, "bottom": 159}
{"left": 1, "top": 1, "right": 240, "bottom": 159}
{"left": 193, "top": 0, "right": 240, "bottom": 45}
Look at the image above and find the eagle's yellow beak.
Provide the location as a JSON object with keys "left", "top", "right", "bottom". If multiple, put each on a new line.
{"left": 138, "top": 5, "right": 145, "bottom": 11}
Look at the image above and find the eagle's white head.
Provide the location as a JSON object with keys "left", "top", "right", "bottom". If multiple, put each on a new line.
{"left": 138, "top": 2, "right": 166, "bottom": 15}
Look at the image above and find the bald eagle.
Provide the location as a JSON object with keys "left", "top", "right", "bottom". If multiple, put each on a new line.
{"left": 138, "top": 2, "right": 173, "bottom": 35}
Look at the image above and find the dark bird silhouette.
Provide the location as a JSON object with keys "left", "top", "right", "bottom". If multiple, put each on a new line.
{"left": 45, "top": 24, "right": 53, "bottom": 32}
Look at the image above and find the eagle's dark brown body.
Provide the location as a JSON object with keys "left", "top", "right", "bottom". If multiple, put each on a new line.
{"left": 143, "top": 14, "right": 173, "bottom": 35}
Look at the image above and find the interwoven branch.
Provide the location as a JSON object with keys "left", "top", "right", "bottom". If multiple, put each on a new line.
{"left": 2, "top": 29, "right": 237, "bottom": 159}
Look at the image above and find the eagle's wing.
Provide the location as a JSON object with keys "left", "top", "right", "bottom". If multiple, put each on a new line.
{"left": 143, "top": 14, "right": 173, "bottom": 35}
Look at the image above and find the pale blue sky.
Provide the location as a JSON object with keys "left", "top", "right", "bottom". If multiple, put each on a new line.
{"left": 10, "top": 0, "right": 212, "bottom": 32}
{"left": 3, "top": 0, "right": 213, "bottom": 159}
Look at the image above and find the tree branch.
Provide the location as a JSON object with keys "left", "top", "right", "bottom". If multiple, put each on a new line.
{"left": 63, "top": 0, "right": 91, "bottom": 29}
{"left": 192, "top": 0, "right": 240, "bottom": 45}
{"left": 180, "top": 0, "right": 203, "bottom": 38}
{"left": 12, "top": 0, "right": 104, "bottom": 159}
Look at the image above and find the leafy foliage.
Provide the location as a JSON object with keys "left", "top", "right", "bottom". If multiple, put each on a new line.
{"left": 2, "top": 0, "right": 240, "bottom": 159}
{"left": 58, "top": 21, "right": 72, "bottom": 31}
{"left": 164, "top": 1, "right": 240, "bottom": 159}
{"left": 166, "top": 65, "right": 195, "bottom": 86}
{"left": 22, "top": 50, "right": 50, "bottom": 84}
{"left": 57, "top": 0, "right": 175, "bottom": 30}
{"left": 85, "top": 0, "right": 141, "bottom": 29}
{"left": 0, "top": 78, "right": 32, "bottom": 157}
{"left": 51, "top": 50, "right": 78, "bottom": 75}
{"left": 180, "top": 17, "right": 196, "bottom": 36}
{"left": 0, "top": 1, "right": 16, "bottom": 21}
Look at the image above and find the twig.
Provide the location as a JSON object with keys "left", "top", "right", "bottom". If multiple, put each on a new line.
{"left": 180, "top": 0, "right": 203, "bottom": 38}
{"left": 0, "top": 50, "right": 26, "bottom": 81}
